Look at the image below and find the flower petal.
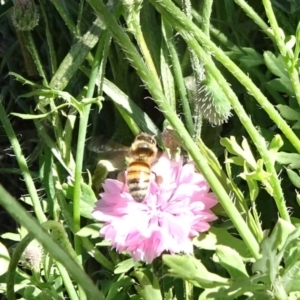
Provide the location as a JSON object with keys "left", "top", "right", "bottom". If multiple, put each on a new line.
{"left": 92, "top": 152, "right": 218, "bottom": 263}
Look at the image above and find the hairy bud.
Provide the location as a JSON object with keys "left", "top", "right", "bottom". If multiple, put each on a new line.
{"left": 199, "top": 74, "right": 232, "bottom": 125}
{"left": 11, "top": 0, "right": 39, "bottom": 31}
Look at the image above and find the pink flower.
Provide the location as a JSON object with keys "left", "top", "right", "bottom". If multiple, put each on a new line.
{"left": 92, "top": 153, "right": 218, "bottom": 263}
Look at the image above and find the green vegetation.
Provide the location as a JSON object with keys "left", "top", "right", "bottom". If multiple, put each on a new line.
{"left": 1, "top": 0, "right": 300, "bottom": 299}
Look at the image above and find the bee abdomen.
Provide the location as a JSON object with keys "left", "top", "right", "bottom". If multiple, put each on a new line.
{"left": 127, "top": 161, "right": 151, "bottom": 202}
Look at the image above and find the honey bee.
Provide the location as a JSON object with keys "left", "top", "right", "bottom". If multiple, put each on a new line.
{"left": 126, "top": 133, "right": 159, "bottom": 202}
{"left": 89, "top": 133, "right": 160, "bottom": 202}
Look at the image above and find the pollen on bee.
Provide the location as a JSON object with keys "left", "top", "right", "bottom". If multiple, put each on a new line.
{"left": 155, "top": 174, "right": 163, "bottom": 185}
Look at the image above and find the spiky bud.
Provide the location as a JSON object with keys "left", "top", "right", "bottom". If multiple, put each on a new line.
{"left": 11, "top": 0, "right": 39, "bottom": 31}
{"left": 199, "top": 74, "right": 232, "bottom": 125}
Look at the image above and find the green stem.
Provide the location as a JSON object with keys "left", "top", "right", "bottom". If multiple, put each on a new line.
{"left": 77, "top": 0, "right": 84, "bottom": 35}
{"left": 261, "top": 0, "right": 286, "bottom": 55}
{"left": 39, "top": 1, "right": 57, "bottom": 75}
{"left": 201, "top": 0, "right": 213, "bottom": 37}
{"left": 151, "top": 0, "right": 300, "bottom": 156}
{"left": 153, "top": 0, "right": 290, "bottom": 222}
{"left": 162, "top": 20, "right": 194, "bottom": 136}
{"left": 72, "top": 41, "right": 104, "bottom": 300}
{"left": 261, "top": 0, "right": 300, "bottom": 108}
{"left": 56, "top": 262, "right": 79, "bottom": 300}
{"left": 187, "top": 6, "right": 286, "bottom": 107}
{"left": 50, "top": 0, "right": 79, "bottom": 38}
{"left": 125, "top": 3, "right": 162, "bottom": 90}
{"left": 23, "top": 31, "right": 48, "bottom": 86}
{"left": 0, "top": 101, "right": 47, "bottom": 223}
{"left": 51, "top": 168, "right": 115, "bottom": 271}
{"left": 81, "top": 238, "right": 114, "bottom": 271}
{"left": 0, "top": 185, "right": 105, "bottom": 300}
{"left": 87, "top": 0, "right": 260, "bottom": 259}
{"left": 184, "top": 280, "right": 193, "bottom": 300}
{"left": 49, "top": 18, "right": 102, "bottom": 91}
{"left": 181, "top": 0, "right": 204, "bottom": 139}
{"left": 34, "top": 120, "right": 72, "bottom": 175}
{"left": 234, "top": 0, "right": 275, "bottom": 42}
{"left": 6, "top": 234, "right": 34, "bottom": 300}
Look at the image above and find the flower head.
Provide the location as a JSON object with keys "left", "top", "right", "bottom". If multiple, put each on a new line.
{"left": 92, "top": 153, "right": 218, "bottom": 263}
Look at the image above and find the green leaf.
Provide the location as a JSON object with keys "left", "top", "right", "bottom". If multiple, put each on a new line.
{"left": 80, "top": 182, "right": 98, "bottom": 218}
{"left": 11, "top": 103, "right": 73, "bottom": 120}
{"left": 114, "top": 258, "right": 135, "bottom": 274}
{"left": 282, "top": 261, "right": 300, "bottom": 293}
{"left": 0, "top": 242, "right": 10, "bottom": 276}
{"left": 163, "top": 254, "right": 229, "bottom": 288}
{"left": 271, "top": 219, "right": 295, "bottom": 252}
{"left": 287, "top": 169, "right": 300, "bottom": 188}
{"left": 1, "top": 232, "right": 20, "bottom": 241}
{"left": 285, "top": 35, "right": 296, "bottom": 51}
{"left": 220, "top": 137, "right": 244, "bottom": 156}
{"left": 238, "top": 47, "right": 264, "bottom": 68}
{"left": 9, "top": 72, "right": 41, "bottom": 87}
{"left": 104, "top": 277, "right": 134, "bottom": 300}
{"left": 160, "top": 33, "right": 176, "bottom": 109}
{"left": 225, "top": 156, "right": 244, "bottom": 166}
{"left": 264, "top": 52, "right": 289, "bottom": 79}
{"left": 276, "top": 105, "right": 300, "bottom": 121}
{"left": 276, "top": 152, "right": 300, "bottom": 169}
{"left": 132, "top": 270, "right": 162, "bottom": 300}
{"left": 103, "top": 78, "right": 160, "bottom": 136}
{"left": 269, "top": 134, "right": 284, "bottom": 154}
{"left": 220, "top": 137, "right": 256, "bottom": 168}
{"left": 215, "top": 245, "right": 248, "bottom": 279}
{"left": 198, "top": 280, "right": 270, "bottom": 300}
{"left": 267, "top": 78, "right": 294, "bottom": 94}
{"left": 76, "top": 223, "right": 102, "bottom": 238}
{"left": 63, "top": 181, "right": 97, "bottom": 219}
{"left": 49, "top": 18, "right": 102, "bottom": 91}
{"left": 194, "top": 227, "right": 252, "bottom": 261}
{"left": 252, "top": 219, "right": 295, "bottom": 281}
{"left": 292, "top": 120, "right": 300, "bottom": 129}
{"left": 240, "top": 169, "right": 259, "bottom": 202}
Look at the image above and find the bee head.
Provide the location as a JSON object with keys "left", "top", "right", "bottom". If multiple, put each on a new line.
{"left": 135, "top": 133, "right": 156, "bottom": 145}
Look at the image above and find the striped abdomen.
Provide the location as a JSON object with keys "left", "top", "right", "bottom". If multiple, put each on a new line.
{"left": 127, "top": 161, "right": 151, "bottom": 202}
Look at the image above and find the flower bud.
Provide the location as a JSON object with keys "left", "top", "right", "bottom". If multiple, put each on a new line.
{"left": 199, "top": 74, "right": 232, "bottom": 125}
{"left": 11, "top": 0, "right": 39, "bottom": 31}
{"left": 21, "top": 241, "right": 43, "bottom": 272}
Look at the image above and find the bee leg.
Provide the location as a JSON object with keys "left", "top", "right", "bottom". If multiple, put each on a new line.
{"left": 117, "top": 171, "right": 127, "bottom": 192}
{"left": 152, "top": 171, "right": 163, "bottom": 185}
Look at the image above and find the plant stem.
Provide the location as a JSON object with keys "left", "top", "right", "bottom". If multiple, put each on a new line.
{"left": 234, "top": 0, "right": 274, "bottom": 42}
{"left": 261, "top": 0, "right": 300, "bottom": 108}
{"left": 201, "top": 0, "right": 213, "bottom": 36}
{"left": 162, "top": 20, "right": 194, "bottom": 136}
{"left": 72, "top": 38, "right": 104, "bottom": 300}
{"left": 87, "top": 0, "right": 260, "bottom": 259}
{"left": 184, "top": 280, "right": 193, "bottom": 300}
{"left": 261, "top": 0, "right": 286, "bottom": 55}
{"left": 50, "top": 0, "right": 79, "bottom": 38}
{"left": 23, "top": 31, "right": 48, "bottom": 86}
{"left": 0, "top": 101, "right": 47, "bottom": 223}
{"left": 126, "top": 5, "right": 162, "bottom": 91}
{"left": 56, "top": 262, "right": 79, "bottom": 300}
{"left": 6, "top": 234, "right": 34, "bottom": 300}
{"left": 0, "top": 185, "right": 105, "bottom": 300}
{"left": 151, "top": 0, "right": 300, "bottom": 156}
{"left": 153, "top": 0, "right": 290, "bottom": 222}
{"left": 181, "top": 0, "right": 204, "bottom": 139}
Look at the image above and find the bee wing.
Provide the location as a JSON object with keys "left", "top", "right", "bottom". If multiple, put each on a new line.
{"left": 88, "top": 135, "right": 129, "bottom": 171}
{"left": 88, "top": 135, "right": 129, "bottom": 153}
